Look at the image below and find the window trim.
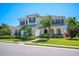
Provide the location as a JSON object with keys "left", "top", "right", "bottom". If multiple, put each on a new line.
{"left": 29, "top": 17, "right": 36, "bottom": 23}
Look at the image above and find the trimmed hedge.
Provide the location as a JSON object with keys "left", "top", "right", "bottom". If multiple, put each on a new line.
{"left": 15, "top": 36, "right": 22, "bottom": 39}
{"left": 0, "top": 36, "right": 15, "bottom": 39}
{"left": 0, "top": 36, "right": 22, "bottom": 40}
{"left": 0, "top": 36, "right": 38, "bottom": 41}
{"left": 21, "top": 36, "right": 38, "bottom": 41}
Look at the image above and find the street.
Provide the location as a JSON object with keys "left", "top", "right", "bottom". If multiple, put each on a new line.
{"left": 0, "top": 43, "right": 79, "bottom": 56}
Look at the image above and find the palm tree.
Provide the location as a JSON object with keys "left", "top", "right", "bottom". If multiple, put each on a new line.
{"left": 67, "top": 17, "right": 77, "bottom": 31}
{"left": 40, "top": 16, "right": 52, "bottom": 39}
{"left": 67, "top": 17, "right": 77, "bottom": 39}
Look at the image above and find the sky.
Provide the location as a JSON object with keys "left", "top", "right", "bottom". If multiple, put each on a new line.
{"left": 0, "top": 3, "right": 79, "bottom": 26}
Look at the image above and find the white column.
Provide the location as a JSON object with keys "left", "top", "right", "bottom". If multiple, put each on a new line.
{"left": 54, "top": 28, "right": 57, "bottom": 34}
{"left": 24, "top": 20, "right": 26, "bottom": 25}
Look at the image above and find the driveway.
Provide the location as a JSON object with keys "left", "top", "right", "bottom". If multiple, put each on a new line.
{"left": 0, "top": 43, "right": 79, "bottom": 56}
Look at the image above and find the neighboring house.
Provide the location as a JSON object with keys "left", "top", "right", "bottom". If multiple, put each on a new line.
{"left": 9, "top": 14, "right": 67, "bottom": 37}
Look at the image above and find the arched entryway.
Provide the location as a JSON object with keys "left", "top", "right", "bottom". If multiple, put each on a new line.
{"left": 44, "top": 29, "right": 48, "bottom": 34}
{"left": 56, "top": 28, "right": 61, "bottom": 35}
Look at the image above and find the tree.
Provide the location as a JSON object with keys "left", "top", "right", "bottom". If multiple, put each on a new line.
{"left": 67, "top": 17, "right": 77, "bottom": 31}
{"left": 0, "top": 23, "right": 10, "bottom": 36}
{"left": 25, "top": 26, "right": 32, "bottom": 36}
{"left": 67, "top": 17, "right": 77, "bottom": 39}
{"left": 20, "top": 25, "right": 32, "bottom": 36}
{"left": 76, "top": 21, "right": 79, "bottom": 36}
{"left": 40, "top": 16, "right": 52, "bottom": 39}
{"left": 77, "top": 21, "right": 79, "bottom": 26}
{"left": 69, "top": 29, "right": 76, "bottom": 39}
{"left": 20, "top": 25, "right": 27, "bottom": 36}
{"left": 74, "top": 25, "right": 79, "bottom": 37}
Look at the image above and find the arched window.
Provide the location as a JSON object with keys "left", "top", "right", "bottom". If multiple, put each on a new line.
{"left": 56, "top": 28, "right": 61, "bottom": 35}
{"left": 50, "top": 29, "right": 54, "bottom": 35}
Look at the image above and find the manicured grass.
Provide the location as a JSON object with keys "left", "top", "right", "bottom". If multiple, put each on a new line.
{"left": 24, "top": 38, "right": 79, "bottom": 49}
{"left": 0, "top": 37, "right": 79, "bottom": 49}
{"left": 24, "top": 42, "right": 79, "bottom": 49}
{"left": 0, "top": 39, "right": 19, "bottom": 44}
{"left": 46, "top": 38, "right": 79, "bottom": 46}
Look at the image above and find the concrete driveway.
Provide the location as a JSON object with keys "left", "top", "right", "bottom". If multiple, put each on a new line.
{"left": 0, "top": 43, "right": 79, "bottom": 56}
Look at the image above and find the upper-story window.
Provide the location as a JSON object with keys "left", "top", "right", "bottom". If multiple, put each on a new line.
{"left": 52, "top": 19, "right": 64, "bottom": 25}
{"left": 52, "top": 20, "right": 53, "bottom": 24}
{"left": 52, "top": 19, "right": 58, "bottom": 24}
{"left": 56, "top": 19, "right": 58, "bottom": 24}
{"left": 20, "top": 21, "right": 22, "bottom": 25}
{"left": 26, "top": 20, "right": 27, "bottom": 25}
{"left": 52, "top": 19, "right": 57, "bottom": 25}
{"left": 58, "top": 19, "right": 60, "bottom": 24}
{"left": 23, "top": 20, "right": 25, "bottom": 25}
{"left": 60, "top": 19, "right": 64, "bottom": 24}
{"left": 20, "top": 20, "right": 25, "bottom": 25}
{"left": 29, "top": 17, "right": 35, "bottom": 23}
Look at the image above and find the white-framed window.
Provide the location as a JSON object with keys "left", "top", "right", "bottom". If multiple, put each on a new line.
{"left": 20, "top": 20, "right": 25, "bottom": 25}
{"left": 29, "top": 17, "right": 35, "bottom": 23}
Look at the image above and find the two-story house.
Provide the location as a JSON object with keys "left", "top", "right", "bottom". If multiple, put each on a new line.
{"left": 9, "top": 14, "right": 66, "bottom": 37}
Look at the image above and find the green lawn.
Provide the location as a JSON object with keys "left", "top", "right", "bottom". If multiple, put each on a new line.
{"left": 0, "top": 37, "right": 79, "bottom": 49}
{"left": 0, "top": 39, "right": 19, "bottom": 44}
{"left": 45, "top": 38, "right": 79, "bottom": 46}
{"left": 24, "top": 38, "right": 79, "bottom": 49}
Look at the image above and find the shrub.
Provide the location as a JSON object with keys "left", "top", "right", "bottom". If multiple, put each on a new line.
{"left": 0, "top": 36, "right": 38, "bottom": 41}
{"left": 30, "top": 36, "right": 38, "bottom": 39}
{"left": 21, "top": 36, "right": 37, "bottom": 41}
{"left": 0, "top": 36, "right": 15, "bottom": 39}
{"left": 15, "top": 36, "right": 22, "bottom": 39}
{"left": 44, "top": 33, "right": 49, "bottom": 37}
